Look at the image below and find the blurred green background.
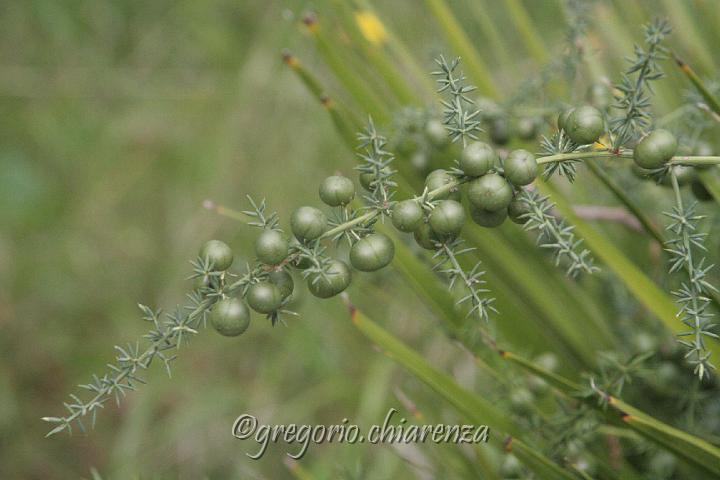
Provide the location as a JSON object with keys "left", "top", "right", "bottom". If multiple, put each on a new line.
{"left": 2, "top": 0, "right": 719, "bottom": 478}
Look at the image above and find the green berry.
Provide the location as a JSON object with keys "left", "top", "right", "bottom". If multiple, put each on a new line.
{"left": 211, "top": 297, "right": 250, "bottom": 337}
{"left": 470, "top": 205, "right": 507, "bottom": 228}
{"left": 425, "top": 169, "right": 461, "bottom": 201}
{"left": 460, "top": 141, "right": 496, "bottom": 177}
{"left": 247, "top": 282, "right": 283, "bottom": 314}
{"left": 476, "top": 96, "right": 501, "bottom": 117}
{"left": 633, "top": 129, "right": 677, "bottom": 169}
{"left": 268, "top": 270, "right": 294, "bottom": 298}
{"left": 255, "top": 229, "right": 289, "bottom": 265}
{"left": 391, "top": 199, "right": 424, "bottom": 232}
{"left": 349, "top": 233, "right": 395, "bottom": 272}
{"left": 557, "top": 107, "right": 575, "bottom": 131}
{"left": 507, "top": 196, "right": 531, "bottom": 224}
{"left": 319, "top": 175, "right": 355, "bottom": 207}
{"left": 425, "top": 119, "right": 449, "bottom": 147}
{"left": 565, "top": 106, "right": 604, "bottom": 145}
{"left": 467, "top": 173, "right": 513, "bottom": 212}
{"left": 413, "top": 222, "right": 441, "bottom": 250}
{"left": 410, "top": 151, "right": 430, "bottom": 174}
{"left": 516, "top": 117, "right": 540, "bottom": 141}
{"left": 199, "top": 240, "right": 233, "bottom": 271}
{"left": 428, "top": 200, "right": 465, "bottom": 238}
{"left": 307, "top": 259, "right": 352, "bottom": 298}
{"left": 359, "top": 167, "right": 391, "bottom": 191}
{"left": 291, "top": 206, "right": 327, "bottom": 242}
{"left": 586, "top": 83, "right": 610, "bottom": 110}
{"left": 488, "top": 117, "right": 510, "bottom": 145}
{"left": 504, "top": 149, "right": 537, "bottom": 186}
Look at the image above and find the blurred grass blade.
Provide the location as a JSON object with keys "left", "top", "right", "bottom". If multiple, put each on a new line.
{"left": 535, "top": 179, "right": 720, "bottom": 360}
{"left": 502, "top": 348, "right": 720, "bottom": 476}
{"left": 329, "top": 1, "right": 419, "bottom": 105}
{"left": 500, "top": 350, "right": 581, "bottom": 393}
{"left": 423, "top": 0, "right": 499, "bottom": 96}
{"left": 501, "top": 0, "right": 548, "bottom": 64}
{"left": 349, "top": 306, "right": 579, "bottom": 479}
{"left": 674, "top": 54, "right": 720, "bottom": 116}
{"left": 508, "top": 439, "right": 578, "bottom": 480}
{"left": 301, "top": 13, "right": 391, "bottom": 123}
{"left": 609, "top": 397, "right": 720, "bottom": 477}
{"left": 585, "top": 161, "right": 664, "bottom": 244}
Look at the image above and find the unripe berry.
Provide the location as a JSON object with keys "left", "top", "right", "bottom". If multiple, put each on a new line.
{"left": 291, "top": 206, "right": 327, "bottom": 242}
{"left": 247, "top": 282, "right": 283, "bottom": 314}
{"left": 565, "top": 106, "right": 604, "bottom": 145}
{"left": 633, "top": 129, "right": 677, "bottom": 169}
{"left": 319, "top": 175, "right": 355, "bottom": 207}
{"left": 350, "top": 233, "right": 395, "bottom": 272}
{"left": 211, "top": 297, "right": 250, "bottom": 337}
{"left": 307, "top": 259, "right": 352, "bottom": 298}
{"left": 199, "top": 240, "right": 234, "bottom": 271}
{"left": 460, "top": 141, "right": 496, "bottom": 177}
{"left": 391, "top": 200, "right": 424, "bottom": 232}
{"left": 255, "top": 230, "right": 289, "bottom": 265}
{"left": 504, "top": 149, "right": 537, "bottom": 186}
{"left": 470, "top": 205, "right": 507, "bottom": 228}
{"left": 428, "top": 200, "right": 465, "bottom": 239}
{"left": 467, "top": 173, "right": 513, "bottom": 212}
{"left": 425, "top": 169, "right": 461, "bottom": 201}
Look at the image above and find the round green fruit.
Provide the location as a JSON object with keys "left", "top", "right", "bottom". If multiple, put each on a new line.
{"left": 470, "top": 205, "right": 507, "bottom": 228}
{"left": 633, "top": 129, "right": 677, "bottom": 169}
{"left": 199, "top": 240, "right": 233, "bottom": 271}
{"left": 349, "top": 233, "right": 395, "bottom": 272}
{"left": 516, "top": 117, "right": 540, "bottom": 141}
{"left": 391, "top": 199, "right": 424, "bottom": 232}
{"left": 255, "top": 229, "right": 289, "bottom": 265}
{"left": 565, "top": 106, "right": 604, "bottom": 145}
{"left": 488, "top": 117, "right": 510, "bottom": 145}
{"left": 425, "top": 169, "right": 461, "bottom": 201}
{"left": 428, "top": 200, "right": 465, "bottom": 238}
{"left": 557, "top": 107, "right": 575, "bottom": 131}
{"left": 247, "top": 282, "right": 283, "bottom": 314}
{"left": 586, "top": 83, "right": 610, "bottom": 110}
{"left": 291, "top": 206, "right": 327, "bottom": 242}
{"left": 425, "top": 119, "right": 449, "bottom": 147}
{"left": 413, "top": 222, "right": 441, "bottom": 250}
{"left": 467, "top": 173, "right": 513, "bottom": 212}
{"left": 359, "top": 167, "right": 392, "bottom": 191}
{"left": 211, "top": 297, "right": 250, "bottom": 337}
{"left": 307, "top": 259, "right": 352, "bottom": 298}
{"left": 460, "top": 141, "right": 496, "bottom": 177}
{"left": 507, "top": 196, "right": 531, "bottom": 224}
{"left": 268, "top": 270, "right": 294, "bottom": 298}
{"left": 319, "top": 175, "right": 355, "bottom": 207}
{"left": 504, "top": 149, "right": 537, "bottom": 186}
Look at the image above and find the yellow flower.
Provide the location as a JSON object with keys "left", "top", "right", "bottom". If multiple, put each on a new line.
{"left": 354, "top": 10, "right": 387, "bottom": 45}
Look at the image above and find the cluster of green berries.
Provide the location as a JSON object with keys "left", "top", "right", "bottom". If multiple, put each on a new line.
{"left": 197, "top": 172, "right": 400, "bottom": 337}
{"left": 392, "top": 141, "right": 538, "bottom": 250}
{"left": 476, "top": 97, "right": 543, "bottom": 145}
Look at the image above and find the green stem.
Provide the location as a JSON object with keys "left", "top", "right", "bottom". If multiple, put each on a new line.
{"left": 320, "top": 177, "right": 466, "bottom": 240}
{"left": 538, "top": 150, "right": 720, "bottom": 166}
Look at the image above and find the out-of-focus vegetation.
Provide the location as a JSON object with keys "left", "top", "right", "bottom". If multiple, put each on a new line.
{"left": 3, "top": 0, "right": 720, "bottom": 478}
